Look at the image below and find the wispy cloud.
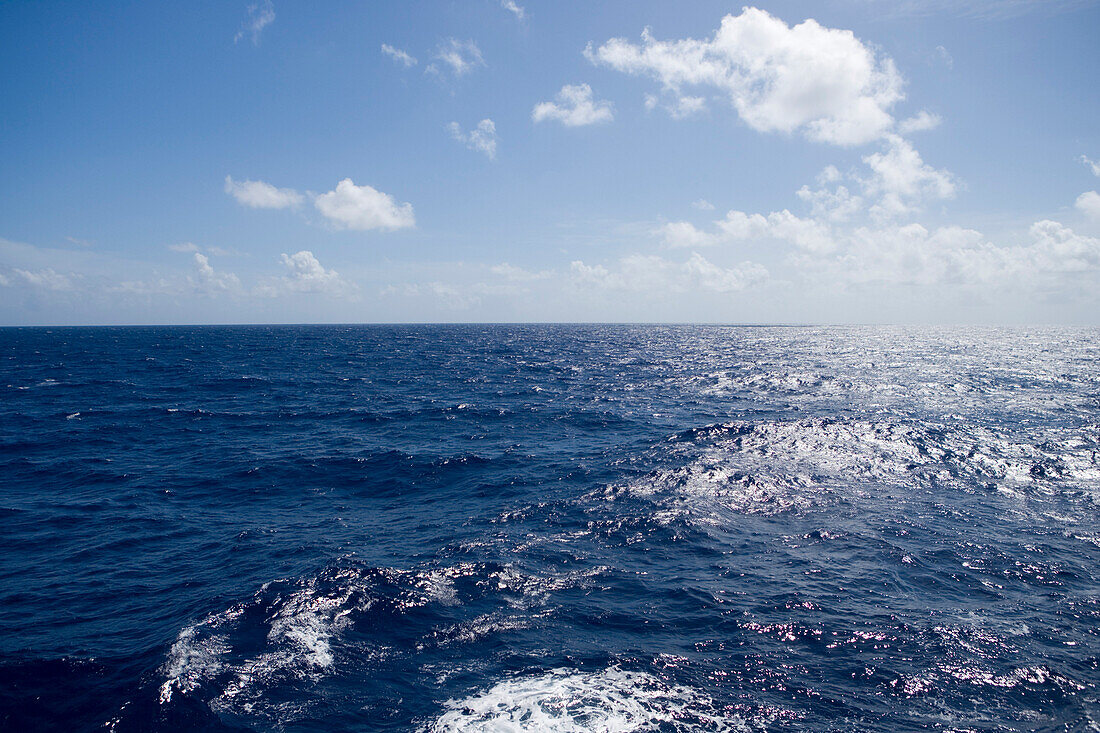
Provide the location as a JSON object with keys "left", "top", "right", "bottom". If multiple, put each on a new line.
{"left": 501, "top": 0, "right": 526, "bottom": 20}
{"left": 13, "top": 268, "right": 73, "bottom": 291}
{"left": 381, "top": 44, "right": 417, "bottom": 68}
{"left": 448, "top": 119, "right": 498, "bottom": 159}
{"left": 428, "top": 39, "right": 485, "bottom": 77}
{"left": 234, "top": 0, "right": 275, "bottom": 45}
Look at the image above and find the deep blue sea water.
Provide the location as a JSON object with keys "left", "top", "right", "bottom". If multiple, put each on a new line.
{"left": 1, "top": 325, "right": 1099, "bottom": 731}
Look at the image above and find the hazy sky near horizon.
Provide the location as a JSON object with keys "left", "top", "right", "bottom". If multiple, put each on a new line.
{"left": 2, "top": 0, "right": 1099, "bottom": 325}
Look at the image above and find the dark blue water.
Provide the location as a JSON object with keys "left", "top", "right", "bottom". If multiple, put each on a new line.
{"left": 1, "top": 325, "right": 1098, "bottom": 731}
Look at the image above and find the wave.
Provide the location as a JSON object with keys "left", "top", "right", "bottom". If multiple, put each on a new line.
{"left": 154, "top": 561, "right": 610, "bottom": 727}
{"left": 424, "top": 666, "right": 746, "bottom": 732}
{"left": 594, "top": 418, "right": 1100, "bottom": 532}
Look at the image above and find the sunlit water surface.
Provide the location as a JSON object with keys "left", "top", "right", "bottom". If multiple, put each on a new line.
{"left": 1, "top": 325, "right": 1098, "bottom": 731}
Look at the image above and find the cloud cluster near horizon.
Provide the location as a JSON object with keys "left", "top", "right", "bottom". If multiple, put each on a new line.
{"left": 4, "top": 4, "right": 1099, "bottom": 323}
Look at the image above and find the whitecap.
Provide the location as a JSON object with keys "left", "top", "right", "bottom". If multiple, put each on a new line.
{"left": 424, "top": 666, "right": 746, "bottom": 732}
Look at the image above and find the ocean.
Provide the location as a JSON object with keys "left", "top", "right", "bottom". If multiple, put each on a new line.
{"left": 1, "top": 325, "right": 1098, "bottom": 731}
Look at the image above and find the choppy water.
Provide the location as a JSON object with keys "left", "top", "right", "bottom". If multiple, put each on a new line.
{"left": 1, "top": 325, "right": 1099, "bottom": 732}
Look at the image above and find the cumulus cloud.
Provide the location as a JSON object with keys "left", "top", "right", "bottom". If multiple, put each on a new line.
{"left": 692, "top": 199, "right": 716, "bottom": 211}
{"left": 224, "top": 176, "right": 303, "bottom": 209}
{"left": 381, "top": 44, "right": 417, "bottom": 67}
{"left": 501, "top": 0, "right": 525, "bottom": 20}
{"left": 898, "top": 110, "right": 942, "bottom": 134}
{"left": 191, "top": 253, "right": 241, "bottom": 293}
{"left": 570, "top": 252, "right": 767, "bottom": 293}
{"left": 1075, "top": 191, "right": 1100, "bottom": 221}
{"left": 262, "top": 250, "right": 353, "bottom": 296}
{"left": 663, "top": 209, "right": 837, "bottom": 254}
{"left": 860, "top": 135, "right": 955, "bottom": 219}
{"left": 645, "top": 149, "right": 1100, "bottom": 295}
{"left": 586, "top": 7, "right": 904, "bottom": 145}
{"left": 448, "top": 119, "right": 498, "bottom": 159}
{"left": 314, "top": 178, "right": 415, "bottom": 231}
{"left": 812, "top": 220, "right": 1100, "bottom": 288}
{"left": 796, "top": 180, "right": 864, "bottom": 222}
{"left": 429, "top": 39, "right": 485, "bottom": 77}
{"left": 1082, "top": 156, "right": 1100, "bottom": 177}
{"left": 235, "top": 0, "right": 275, "bottom": 45}
{"left": 532, "top": 84, "right": 614, "bottom": 127}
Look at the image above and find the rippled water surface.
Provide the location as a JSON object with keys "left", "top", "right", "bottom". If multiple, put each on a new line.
{"left": 1, "top": 325, "right": 1098, "bottom": 731}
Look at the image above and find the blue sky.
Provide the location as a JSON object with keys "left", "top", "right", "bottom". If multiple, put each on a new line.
{"left": 1, "top": 0, "right": 1099, "bottom": 324}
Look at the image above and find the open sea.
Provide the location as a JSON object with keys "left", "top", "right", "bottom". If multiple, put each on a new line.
{"left": 1, "top": 325, "right": 1099, "bottom": 732}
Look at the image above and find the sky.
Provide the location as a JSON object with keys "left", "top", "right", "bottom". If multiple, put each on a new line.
{"left": 1, "top": 0, "right": 1099, "bottom": 325}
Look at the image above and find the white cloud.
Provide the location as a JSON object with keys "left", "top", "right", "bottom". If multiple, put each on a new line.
{"left": 1025, "top": 220, "right": 1100, "bottom": 272}
{"left": 860, "top": 135, "right": 955, "bottom": 219}
{"left": 224, "top": 176, "right": 303, "bottom": 209}
{"left": 932, "top": 45, "right": 954, "bottom": 68}
{"left": 663, "top": 209, "right": 837, "bottom": 254}
{"left": 234, "top": 0, "right": 275, "bottom": 45}
{"left": 267, "top": 251, "right": 353, "bottom": 296}
{"left": 898, "top": 110, "right": 942, "bottom": 134}
{"left": 14, "top": 268, "right": 72, "bottom": 291}
{"left": 532, "top": 84, "right": 614, "bottom": 127}
{"left": 430, "top": 39, "right": 485, "bottom": 77}
{"left": 501, "top": 0, "right": 525, "bottom": 20}
{"left": 491, "top": 263, "right": 551, "bottom": 281}
{"left": 669, "top": 95, "right": 708, "bottom": 118}
{"left": 169, "top": 242, "right": 233, "bottom": 257}
{"left": 1074, "top": 191, "right": 1100, "bottom": 221}
{"left": 692, "top": 199, "right": 716, "bottom": 210}
{"left": 448, "top": 119, "right": 498, "bottom": 159}
{"left": 661, "top": 221, "right": 722, "bottom": 248}
{"left": 570, "top": 252, "right": 767, "bottom": 293}
{"left": 815, "top": 219, "right": 1100, "bottom": 288}
{"left": 191, "top": 253, "right": 241, "bottom": 293}
{"left": 682, "top": 252, "right": 770, "bottom": 292}
{"left": 313, "top": 178, "right": 415, "bottom": 231}
{"left": 796, "top": 181, "right": 864, "bottom": 222}
{"left": 587, "top": 7, "right": 904, "bottom": 145}
{"left": 0, "top": 272, "right": 9, "bottom": 286}
{"left": 381, "top": 44, "right": 417, "bottom": 67}
{"left": 1082, "top": 156, "right": 1100, "bottom": 177}
{"left": 658, "top": 156, "right": 1100, "bottom": 297}
{"left": 646, "top": 93, "right": 708, "bottom": 119}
